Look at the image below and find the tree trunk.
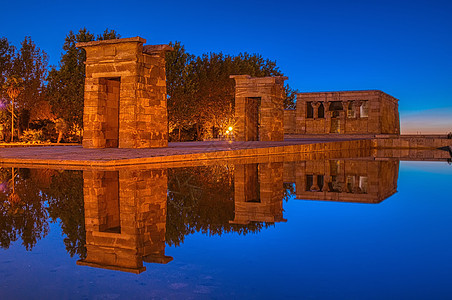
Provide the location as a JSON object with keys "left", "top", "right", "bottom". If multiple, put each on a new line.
{"left": 178, "top": 126, "right": 181, "bottom": 142}
{"left": 11, "top": 99, "right": 14, "bottom": 142}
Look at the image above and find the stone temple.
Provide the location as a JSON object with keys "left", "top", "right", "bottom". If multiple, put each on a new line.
{"left": 77, "top": 37, "right": 172, "bottom": 148}
{"left": 77, "top": 36, "right": 400, "bottom": 148}
{"left": 284, "top": 90, "right": 400, "bottom": 135}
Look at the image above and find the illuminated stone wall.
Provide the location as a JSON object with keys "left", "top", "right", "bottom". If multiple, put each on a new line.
{"left": 77, "top": 37, "right": 171, "bottom": 148}
{"left": 285, "top": 90, "right": 400, "bottom": 135}
{"left": 231, "top": 75, "right": 288, "bottom": 141}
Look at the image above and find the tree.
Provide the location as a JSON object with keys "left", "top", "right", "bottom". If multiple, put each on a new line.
{"left": 165, "top": 42, "right": 196, "bottom": 141}
{"left": 47, "top": 28, "right": 120, "bottom": 133}
{"left": 47, "top": 28, "right": 95, "bottom": 131}
{"left": 0, "top": 167, "right": 49, "bottom": 251}
{"left": 166, "top": 165, "right": 271, "bottom": 246}
{"left": 0, "top": 38, "right": 15, "bottom": 140}
{"left": 166, "top": 47, "right": 288, "bottom": 141}
{"left": 284, "top": 84, "right": 298, "bottom": 110}
{"left": 3, "top": 75, "right": 23, "bottom": 141}
{"left": 11, "top": 37, "right": 48, "bottom": 136}
{"left": 45, "top": 170, "right": 86, "bottom": 258}
{"left": 0, "top": 37, "right": 15, "bottom": 98}
{"left": 97, "top": 28, "right": 121, "bottom": 41}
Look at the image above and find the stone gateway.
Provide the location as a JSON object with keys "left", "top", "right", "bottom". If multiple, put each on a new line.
{"left": 77, "top": 37, "right": 172, "bottom": 148}
{"left": 230, "top": 75, "right": 288, "bottom": 142}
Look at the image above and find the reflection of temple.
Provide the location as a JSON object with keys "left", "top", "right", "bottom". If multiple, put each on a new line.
{"left": 284, "top": 159, "right": 399, "bottom": 203}
{"left": 75, "top": 157, "right": 399, "bottom": 274}
{"left": 77, "top": 169, "right": 172, "bottom": 274}
{"left": 231, "top": 162, "right": 287, "bottom": 224}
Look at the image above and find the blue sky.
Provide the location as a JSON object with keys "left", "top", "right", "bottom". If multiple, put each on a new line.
{"left": 1, "top": 0, "right": 451, "bottom": 132}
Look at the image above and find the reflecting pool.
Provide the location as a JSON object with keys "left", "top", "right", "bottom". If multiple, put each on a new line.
{"left": 1, "top": 154, "right": 452, "bottom": 299}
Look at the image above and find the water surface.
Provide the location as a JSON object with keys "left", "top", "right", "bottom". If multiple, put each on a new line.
{"left": 1, "top": 157, "right": 451, "bottom": 299}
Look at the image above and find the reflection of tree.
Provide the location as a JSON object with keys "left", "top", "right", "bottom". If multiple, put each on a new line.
{"left": 167, "top": 165, "right": 273, "bottom": 246}
{"left": 44, "top": 170, "right": 86, "bottom": 258}
{"left": 0, "top": 168, "right": 49, "bottom": 250}
{"left": 0, "top": 168, "right": 85, "bottom": 258}
{"left": 283, "top": 182, "right": 296, "bottom": 202}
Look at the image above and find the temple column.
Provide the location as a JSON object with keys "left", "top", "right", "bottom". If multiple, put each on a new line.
{"left": 341, "top": 101, "right": 349, "bottom": 133}
{"left": 325, "top": 101, "right": 332, "bottom": 134}
{"left": 312, "top": 102, "right": 321, "bottom": 119}
{"left": 354, "top": 101, "right": 362, "bottom": 118}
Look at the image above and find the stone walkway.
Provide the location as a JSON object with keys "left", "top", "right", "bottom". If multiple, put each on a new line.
{"left": 0, "top": 138, "right": 362, "bottom": 167}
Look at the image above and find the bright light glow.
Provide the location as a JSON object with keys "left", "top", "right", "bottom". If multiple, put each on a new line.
{"left": 228, "top": 126, "right": 233, "bottom": 131}
{"left": 225, "top": 130, "right": 229, "bottom": 134}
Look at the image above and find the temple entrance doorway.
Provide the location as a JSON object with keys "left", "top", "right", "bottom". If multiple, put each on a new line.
{"left": 245, "top": 97, "right": 261, "bottom": 141}
{"left": 103, "top": 78, "right": 120, "bottom": 148}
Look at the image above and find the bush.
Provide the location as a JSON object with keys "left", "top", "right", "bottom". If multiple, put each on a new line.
{"left": 20, "top": 129, "right": 45, "bottom": 143}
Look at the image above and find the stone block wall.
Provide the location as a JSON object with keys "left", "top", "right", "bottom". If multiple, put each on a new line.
{"left": 284, "top": 110, "right": 296, "bottom": 134}
{"left": 77, "top": 37, "right": 171, "bottom": 148}
{"left": 230, "top": 75, "right": 287, "bottom": 141}
{"left": 232, "top": 162, "right": 286, "bottom": 224}
{"left": 288, "top": 90, "right": 400, "bottom": 135}
{"left": 287, "top": 159, "right": 399, "bottom": 203}
{"left": 78, "top": 168, "right": 171, "bottom": 273}
{"left": 372, "top": 136, "right": 452, "bottom": 149}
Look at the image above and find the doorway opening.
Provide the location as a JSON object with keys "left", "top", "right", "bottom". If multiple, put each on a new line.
{"left": 101, "top": 77, "right": 120, "bottom": 147}
{"left": 244, "top": 164, "right": 260, "bottom": 203}
{"left": 245, "top": 97, "right": 261, "bottom": 141}
{"left": 98, "top": 171, "right": 121, "bottom": 233}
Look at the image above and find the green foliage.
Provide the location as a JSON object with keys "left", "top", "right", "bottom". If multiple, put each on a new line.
{"left": 284, "top": 84, "right": 298, "bottom": 110}
{"left": 20, "top": 129, "right": 45, "bottom": 143}
{"left": 166, "top": 41, "right": 196, "bottom": 139}
{"left": 47, "top": 28, "right": 120, "bottom": 130}
{"left": 2, "top": 37, "right": 47, "bottom": 139}
{"left": 0, "top": 167, "right": 86, "bottom": 258}
{"left": 97, "top": 28, "right": 121, "bottom": 41}
{"left": 0, "top": 168, "right": 49, "bottom": 251}
{"left": 166, "top": 165, "right": 271, "bottom": 246}
{"left": 46, "top": 28, "right": 94, "bottom": 129}
{"left": 44, "top": 170, "right": 86, "bottom": 258}
{"left": 12, "top": 37, "right": 48, "bottom": 113}
{"left": 166, "top": 44, "right": 295, "bottom": 141}
{"left": 0, "top": 37, "right": 15, "bottom": 98}
{"left": 283, "top": 182, "right": 296, "bottom": 202}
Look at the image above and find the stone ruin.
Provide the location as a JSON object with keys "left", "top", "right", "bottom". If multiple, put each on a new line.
{"left": 77, "top": 37, "right": 172, "bottom": 148}
{"left": 76, "top": 36, "right": 400, "bottom": 148}
{"left": 284, "top": 90, "right": 400, "bottom": 135}
{"left": 230, "top": 75, "right": 288, "bottom": 142}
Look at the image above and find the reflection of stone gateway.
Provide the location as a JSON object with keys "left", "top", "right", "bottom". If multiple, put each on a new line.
{"left": 77, "top": 169, "right": 172, "bottom": 274}
{"left": 231, "top": 162, "right": 287, "bottom": 224}
{"left": 77, "top": 37, "right": 172, "bottom": 148}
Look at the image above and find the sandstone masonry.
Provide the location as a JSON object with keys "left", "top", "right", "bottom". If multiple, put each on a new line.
{"left": 285, "top": 90, "right": 400, "bottom": 135}
{"left": 77, "top": 37, "right": 172, "bottom": 148}
{"left": 231, "top": 75, "right": 288, "bottom": 141}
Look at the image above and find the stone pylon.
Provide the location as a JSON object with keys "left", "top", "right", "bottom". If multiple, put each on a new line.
{"left": 230, "top": 75, "right": 287, "bottom": 141}
{"left": 77, "top": 37, "right": 172, "bottom": 148}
